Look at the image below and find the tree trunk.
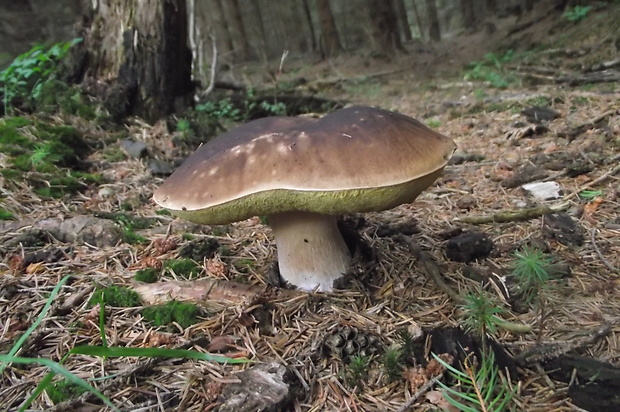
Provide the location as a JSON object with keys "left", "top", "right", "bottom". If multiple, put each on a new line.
{"left": 221, "top": 0, "right": 251, "bottom": 61}
{"left": 208, "top": 0, "right": 233, "bottom": 59}
{"left": 248, "top": 0, "right": 268, "bottom": 61}
{"left": 286, "top": 1, "right": 310, "bottom": 53}
{"left": 78, "top": 0, "right": 193, "bottom": 123}
{"left": 301, "top": 0, "right": 318, "bottom": 52}
{"left": 523, "top": 0, "right": 535, "bottom": 12}
{"left": 425, "top": 0, "right": 441, "bottom": 42}
{"left": 409, "top": 0, "right": 425, "bottom": 40}
{"left": 461, "top": 0, "right": 478, "bottom": 29}
{"left": 393, "top": 0, "right": 413, "bottom": 41}
{"left": 486, "top": 0, "right": 497, "bottom": 14}
{"left": 315, "top": 0, "right": 342, "bottom": 57}
{"left": 367, "top": 0, "right": 403, "bottom": 54}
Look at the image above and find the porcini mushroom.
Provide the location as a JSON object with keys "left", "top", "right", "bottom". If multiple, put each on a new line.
{"left": 153, "top": 106, "right": 456, "bottom": 292}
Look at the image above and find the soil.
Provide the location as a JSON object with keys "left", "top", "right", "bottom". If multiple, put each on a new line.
{"left": 1, "top": 2, "right": 619, "bottom": 411}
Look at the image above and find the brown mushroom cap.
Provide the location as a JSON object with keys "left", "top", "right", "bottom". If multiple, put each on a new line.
{"left": 153, "top": 106, "right": 456, "bottom": 224}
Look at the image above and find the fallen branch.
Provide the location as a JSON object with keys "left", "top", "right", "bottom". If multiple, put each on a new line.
{"left": 133, "top": 279, "right": 266, "bottom": 306}
{"left": 457, "top": 202, "right": 570, "bottom": 224}
{"left": 394, "top": 235, "right": 531, "bottom": 334}
{"left": 563, "top": 163, "right": 620, "bottom": 200}
{"left": 516, "top": 324, "right": 611, "bottom": 366}
{"left": 395, "top": 234, "right": 462, "bottom": 303}
{"left": 396, "top": 373, "right": 444, "bottom": 412}
{"left": 590, "top": 228, "right": 617, "bottom": 273}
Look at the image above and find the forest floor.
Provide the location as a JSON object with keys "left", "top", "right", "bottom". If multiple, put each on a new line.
{"left": 1, "top": 2, "right": 619, "bottom": 412}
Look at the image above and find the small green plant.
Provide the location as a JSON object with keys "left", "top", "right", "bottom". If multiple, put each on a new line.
{"left": 195, "top": 98, "right": 242, "bottom": 121}
{"left": 461, "top": 291, "right": 506, "bottom": 340}
{"left": 473, "top": 88, "right": 486, "bottom": 101}
{"left": 164, "top": 258, "right": 202, "bottom": 279}
{"left": 345, "top": 355, "right": 371, "bottom": 388}
{"left": 563, "top": 5, "right": 592, "bottom": 22}
{"left": 46, "top": 378, "right": 87, "bottom": 404}
{"left": 121, "top": 225, "right": 148, "bottom": 245}
{"left": 89, "top": 286, "right": 142, "bottom": 307}
{"left": 382, "top": 346, "right": 403, "bottom": 382}
{"left": 434, "top": 351, "right": 516, "bottom": 412}
{"left": 464, "top": 50, "right": 518, "bottom": 88}
{"left": 395, "top": 328, "right": 417, "bottom": 364}
{"left": 0, "top": 274, "right": 246, "bottom": 412}
{"left": 426, "top": 118, "right": 441, "bottom": 128}
{"left": 578, "top": 189, "right": 603, "bottom": 201}
{"left": 512, "top": 247, "right": 553, "bottom": 304}
{"left": 0, "top": 38, "right": 82, "bottom": 114}
{"left": 142, "top": 300, "right": 200, "bottom": 328}
{"left": 134, "top": 268, "right": 159, "bottom": 283}
{"left": 176, "top": 118, "right": 191, "bottom": 134}
{"left": 259, "top": 100, "right": 287, "bottom": 116}
{"left": 0, "top": 208, "right": 14, "bottom": 220}
{"left": 30, "top": 142, "right": 61, "bottom": 167}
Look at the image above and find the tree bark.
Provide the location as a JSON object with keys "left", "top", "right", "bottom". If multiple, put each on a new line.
{"left": 393, "top": 0, "right": 413, "bottom": 41}
{"left": 461, "top": 0, "right": 478, "bottom": 30}
{"left": 367, "top": 0, "right": 403, "bottom": 54}
{"left": 425, "top": 0, "right": 441, "bottom": 42}
{"left": 486, "top": 0, "right": 497, "bottom": 14}
{"left": 221, "top": 0, "right": 251, "bottom": 61}
{"left": 208, "top": 0, "right": 233, "bottom": 58}
{"left": 248, "top": 0, "right": 268, "bottom": 61}
{"left": 78, "top": 0, "right": 193, "bottom": 123}
{"left": 315, "top": 0, "right": 342, "bottom": 57}
{"left": 301, "top": 0, "right": 318, "bottom": 52}
{"left": 409, "top": 0, "right": 425, "bottom": 40}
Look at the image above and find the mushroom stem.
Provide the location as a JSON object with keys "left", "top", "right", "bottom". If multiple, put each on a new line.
{"left": 268, "top": 211, "right": 351, "bottom": 292}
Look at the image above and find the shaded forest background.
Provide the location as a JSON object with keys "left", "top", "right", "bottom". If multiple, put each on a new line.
{"left": 1, "top": 0, "right": 602, "bottom": 89}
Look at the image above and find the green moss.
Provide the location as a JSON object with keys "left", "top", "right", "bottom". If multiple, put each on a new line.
{"left": 33, "top": 175, "right": 84, "bottom": 199}
{"left": 102, "top": 146, "right": 126, "bottom": 162}
{"left": 164, "top": 258, "right": 202, "bottom": 279}
{"left": 142, "top": 300, "right": 200, "bottom": 328}
{"left": 70, "top": 171, "right": 104, "bottom": 185}
{"left": 0, "top": 168, "right": 22, "bottom": 180}
{"left": 0, "top": 208, "right": 14, "bottom": 220}
{"left": 89, "top": 285, "right": 142, "bottom": 307}
{"left": 46, "top": 379, "right": 87, "bottom": 404}
{"left": 155, "top": 209, "right": 171, "bottom": 216}
{"left": 1, "top": 116, "right": 32, "bottom": 128}
{"left": 97, "top": 212, "right": 156, "bottom": 230}
{"left": 134, "top": 268, "right": 159, "bottom": 283}
{"left": 234, "top": 258, "right": 256, "bottom": 273}
{"left": 122, "top": 226, "right": 148, "bottom": 245}
{"left": 11, "top": 154, "right": 36, "bottom": 171}
{"left": 178, "top": 238, "right": 220, "bottom": 261}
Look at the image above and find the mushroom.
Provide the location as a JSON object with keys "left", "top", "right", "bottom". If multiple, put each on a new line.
{"left": 153, "top": 106, "right": 456, "bottom": 292}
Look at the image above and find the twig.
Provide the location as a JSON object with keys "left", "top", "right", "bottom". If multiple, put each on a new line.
{"left": 395, "top": 235, "right": 531, "bottom": 333}
{"left": 394, "top": 234, "right": 462, "bottom": 303}
{"left": 202, "top": 34, "right": 218, "bottom": 97}
{"left": 458, "top": 202, "right": 570, "bottom": 224}
{"left": 515, "top": 324, "right": 611, "bottom": 366}
{"left": 590, "top": 228, "right": 617, "bottom": 272}
{"left": 563, "top": 163, "right": 620, "bottom": 200}
{"left": 396, "top": 373, "right": 444, "bottom": 412}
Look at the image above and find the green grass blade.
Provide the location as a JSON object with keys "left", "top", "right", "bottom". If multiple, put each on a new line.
{"left": 440, "top": 387, "right": 478, "bottom": 412}
{"left": 98, "top": 303, "right": 107, "bottom": 348}
{"left": 0, "top": 275, "right": 72, "bottom": 374}
{"left": 19, "top": 371, "right": 55, "bottom": 412}
{"left": 0, "top": 355, "right": 118, "bottom": 411}
{"left": 70, "top": 345, "right": 251, "bottom": 364}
